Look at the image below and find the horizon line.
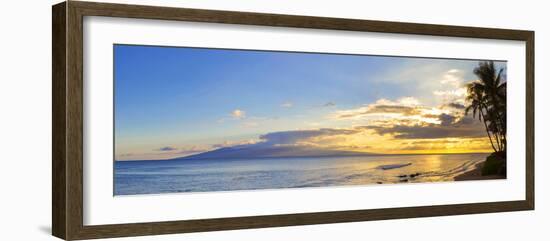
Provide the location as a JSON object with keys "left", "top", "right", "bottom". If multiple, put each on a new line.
{"left": 115, "top": 151, "right": 493, "bottom": 162}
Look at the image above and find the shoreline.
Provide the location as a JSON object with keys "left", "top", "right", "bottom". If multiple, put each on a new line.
{"left": 454, "top": 161, "right": 506, "bottom": 181}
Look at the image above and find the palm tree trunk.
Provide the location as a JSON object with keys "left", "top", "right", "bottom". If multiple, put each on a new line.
{"left": 499, "top": 117, "right": 507, "bottom": 151}
{"left": 481, "top": 104, "right": 501, "bottom": 152}
{"left": 481, "top": 113, "right": 498, "bottom": 153}
{"left": 495, "top": 110, "right": 505, "bottom": 151}
{"left": 489, "top": 92, "right": 506, "bottom": 151}
{"left": 494, "top": 132, "right": 502, "bottom": 152}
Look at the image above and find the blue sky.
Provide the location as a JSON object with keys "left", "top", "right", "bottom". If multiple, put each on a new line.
{"left": 114, "top": 44, "right": 506, "bottom": 160}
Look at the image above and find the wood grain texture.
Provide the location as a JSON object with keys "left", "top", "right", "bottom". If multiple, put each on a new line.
{"left": 52, "top": 1, "right": 535, "bottom": 240}
{"left": 52, "top": 2, "right": 67, "bottom": 239}
{"left": 66, "top": 2, "right": 85, "bottom": 240}
{"left": 73, "top": 201, "right": 531, "bottom": 240}
{"left": 525, "top": 32, "right": 535, "bottom": 209}
{"left": 71, "top": 1, "right": 533, "bottom": 40}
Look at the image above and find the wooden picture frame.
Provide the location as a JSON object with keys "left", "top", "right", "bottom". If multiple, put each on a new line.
{"left": 52, "top": 1, "right": 534, "bottom": 240}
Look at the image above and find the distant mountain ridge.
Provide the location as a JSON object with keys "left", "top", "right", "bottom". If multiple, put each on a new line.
{"left": 174, "top": 145, "right": 374, "bottom": 160}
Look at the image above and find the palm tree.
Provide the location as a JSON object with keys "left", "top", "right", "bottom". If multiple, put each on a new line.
{"left": 465, "top": 82, "right": 498, "bottom": 152}
{"left": 465, "top": 61, "right": 507, "bottom": 153}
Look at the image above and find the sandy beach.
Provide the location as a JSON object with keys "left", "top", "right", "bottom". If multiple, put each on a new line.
{"left": 454, "top": 161, "right": 506, "bottom": 181}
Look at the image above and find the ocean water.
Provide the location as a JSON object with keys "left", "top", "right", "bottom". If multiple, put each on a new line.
{"left": 114, "top": 153, "right": 488, "bottom": 195}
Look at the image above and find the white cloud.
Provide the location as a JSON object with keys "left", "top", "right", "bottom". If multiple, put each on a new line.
{"left": 231, "top": 109, "right": 246, "bottom": 119}
{"left": 430, "top": 69, "right": 471, "bottom": 106}
{"left": 447, "top": 69, "right": 460, "bottom": 73}
{"left": 433, "top": 88, "right": 467, "bottom": 97}
{"left": 396, "top": 97, "right": 421, "bottom": 106}
{"left": 281, "top": 101, "right": 293, "bottom": 108}
{"left": 329, "top": 97, "right": 423, "bottom": 120}
{"left": 433, "top": 87, "right": 467, "bottom": 106}
{"left": 439, "top": 69, "right": 465, "bottom": 88}
{"left": 212, "top": 139, "right": 260, "bottom": 148}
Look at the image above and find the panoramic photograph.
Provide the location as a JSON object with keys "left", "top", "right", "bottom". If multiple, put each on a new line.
{"left": 114, "top": 45, "right": 507, "bottom": 195}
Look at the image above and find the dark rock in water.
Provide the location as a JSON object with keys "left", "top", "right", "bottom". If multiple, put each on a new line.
{"left": 409, "top": 172, "right": 422, "bottom": 178}
{"left": 399, "top": 179, "right": 409, "bottom": 182}
{"left": 378, "top": 163, "right": 412, "bottom": 170}
{"left": 376, "top": 181, "right": 383, "bottom": 184}
{"left": 397, "top": 174, "right": 408, "bottom": 178}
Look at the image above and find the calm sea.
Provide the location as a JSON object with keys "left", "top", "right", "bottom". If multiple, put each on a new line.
{"left": 114, "top": 153, "right": 488, "bottom": 195}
